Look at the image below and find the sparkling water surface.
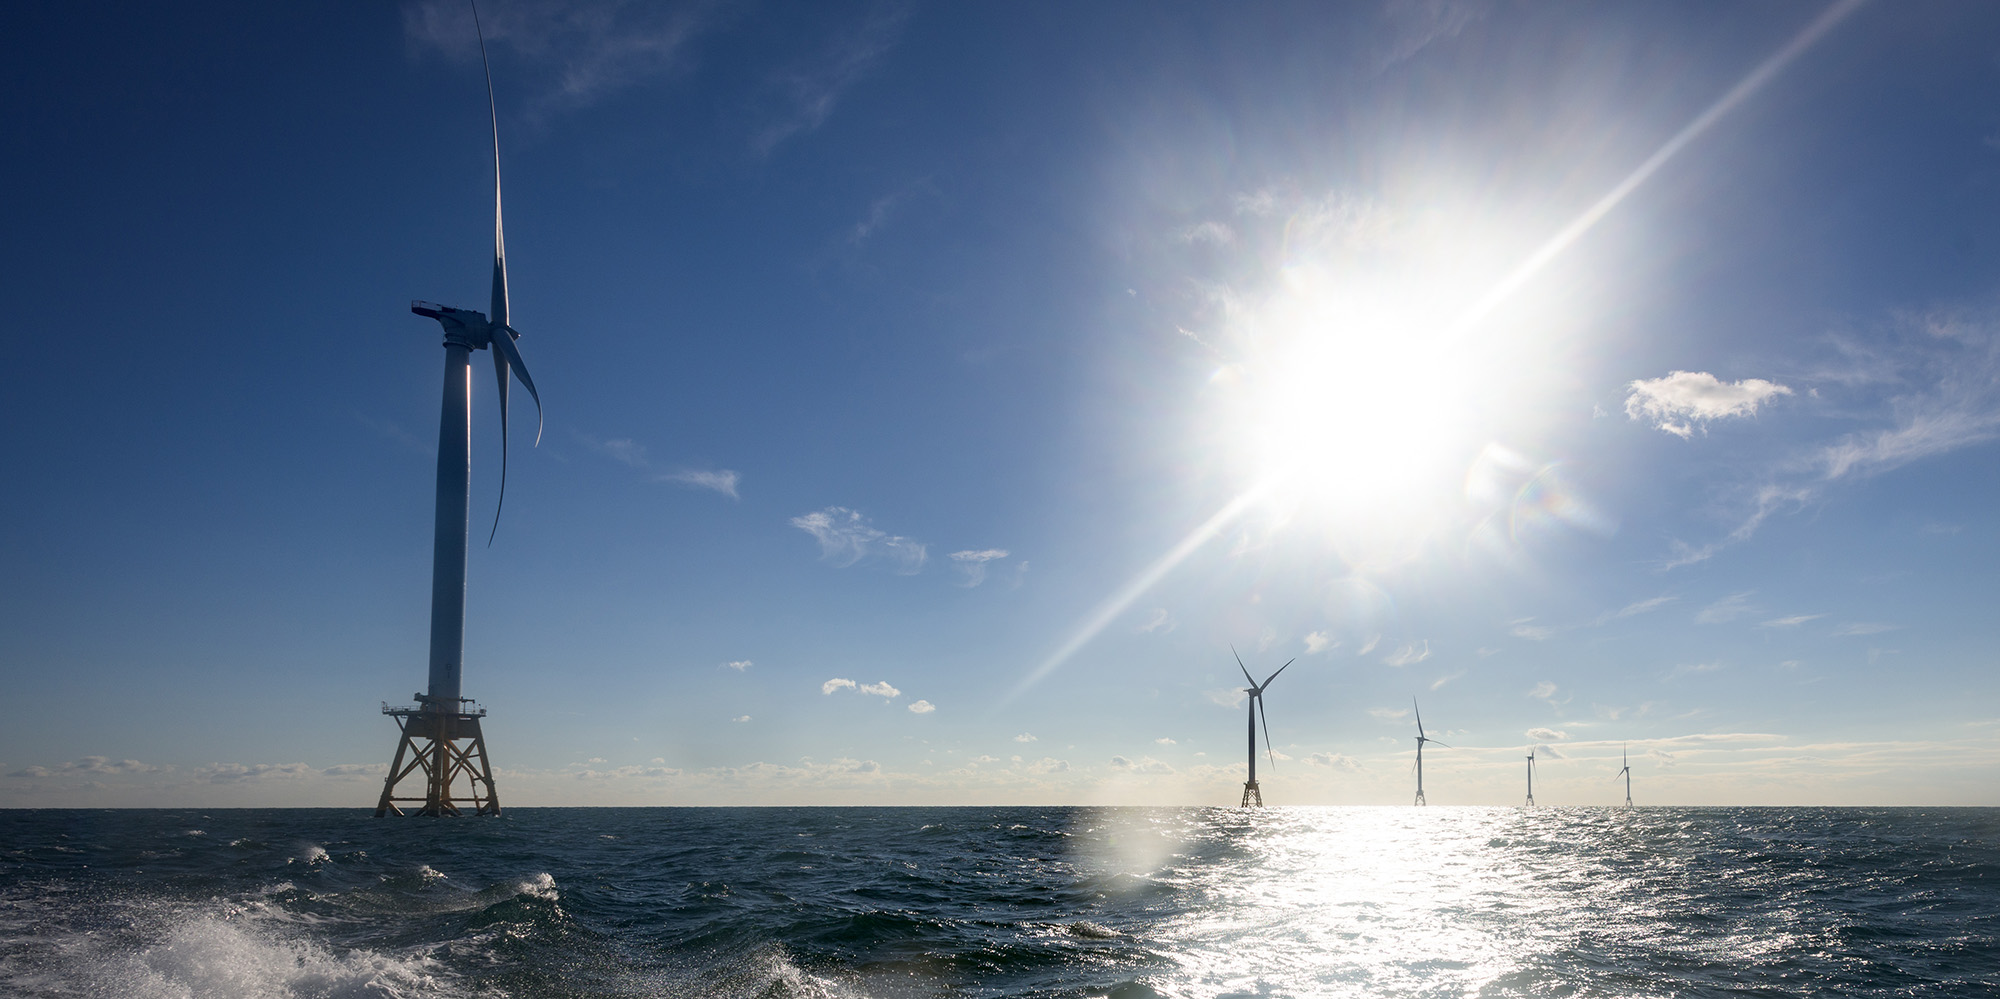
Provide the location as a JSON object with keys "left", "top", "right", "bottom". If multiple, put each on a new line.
{"left": 1, "top": 806, "right": 1994, "bottom": 998}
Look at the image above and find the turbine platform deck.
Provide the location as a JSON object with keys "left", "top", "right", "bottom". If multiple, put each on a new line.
{"left": 375, "top": 699, "right": 500, "bottom": 817}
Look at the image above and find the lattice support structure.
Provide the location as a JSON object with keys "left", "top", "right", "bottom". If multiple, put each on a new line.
{"left": 375, "top": 697, "right": 500, "bottom": 817}
{"left": 1240, "top": 780, "right": 1262, "bottom": 808}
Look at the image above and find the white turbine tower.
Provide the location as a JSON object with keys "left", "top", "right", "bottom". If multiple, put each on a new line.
{"left": 1524, "top": 747, "right": 1537, "bottom": 807}
{"left": 376, "top": 0, "right": 543, "bottom": 818}
{"left": 1615, "top": 744, "right": 1633, "bottom": 807}
{"left": 1233, "top": 647, "right": 1294, "bottom": 807}
{"left": 1412, "top": 697, "right": 1447, "bottom": 805}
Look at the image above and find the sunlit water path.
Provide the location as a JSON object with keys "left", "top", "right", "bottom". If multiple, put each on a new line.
{"left": 2, "top": 806, "right": 1993, "bottom": 997}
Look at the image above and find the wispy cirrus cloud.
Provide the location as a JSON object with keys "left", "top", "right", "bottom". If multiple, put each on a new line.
{"left": 580, "top": 433, "right": 741, "bottom": 499}
{"left": 1664, "top": 309, "right": 2000, "bottom": 566}
{"left": 1626, "top": 370, "right": 1793, "bottom": 438}
{"left": 1834, "top": 621, "right": 1899, "bottom": 637}
{"left": 1759, "top": 614, "right": 1823, "bottom": 629}
{"left": 790, "top": 507, "right": 927, "bottom": 573}
{"left": 949, "top": 548, "right": 1009, "bottom": 587}
{"left": 753, "top": 3, "right": 909, "bottom": 153}
{"left": 1695, "top": 592, "right": 1758, "bottom": 624}
{"left": 658, "top": 469, "right": 740, "bottom": 499}
{"left": 1382, "top": 640, "right": 1430, "bottom": 666}
{"left": 404, "top": 0, "right": 727, "bottom": 119}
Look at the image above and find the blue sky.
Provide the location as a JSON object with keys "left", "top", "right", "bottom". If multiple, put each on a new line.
{"left": 3, "top": 0, "right": 1998, "bottom": 806}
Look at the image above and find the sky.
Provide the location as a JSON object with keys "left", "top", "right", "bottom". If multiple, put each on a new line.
{"left": 3, "top": 0, "right": 1999, "bottom": 808}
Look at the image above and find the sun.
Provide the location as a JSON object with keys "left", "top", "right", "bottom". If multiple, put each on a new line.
{"left": 1192, "top": 199, "right": 1552, "bottom": 556}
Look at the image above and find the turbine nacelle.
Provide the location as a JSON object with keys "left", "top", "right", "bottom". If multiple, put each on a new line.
{"left": 412, "top": 301, "right": 499, "bottom": 347}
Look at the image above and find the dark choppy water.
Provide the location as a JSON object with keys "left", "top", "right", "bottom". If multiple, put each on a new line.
{"left": 1, "top": 806, "right": 1994, "bottom": 998}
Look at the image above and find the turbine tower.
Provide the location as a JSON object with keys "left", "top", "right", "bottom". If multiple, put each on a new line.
{"left": 376, "top": 2, "right": 543, "bottom": 818}
{"left": 1233, "top": 647, "right": 1294, "bottom": 807}
{"left": 1614, "top": 744, "right": 1633, "bottom": 807}
{"left": 1412, "top": 698, "right": 1447, "bottom": 805}
{"left": 1524, "top": 747, "right": 1536, "bottom": 807}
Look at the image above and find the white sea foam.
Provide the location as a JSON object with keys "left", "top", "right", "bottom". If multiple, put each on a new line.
{"left": 0, "top": 895, "right": 460, "bottom": 999}
{"left": 293, "top": 844, "right": 330, "bottom": 866}
{"left": 517, "top": 872, "right": 558, "bottom": 900}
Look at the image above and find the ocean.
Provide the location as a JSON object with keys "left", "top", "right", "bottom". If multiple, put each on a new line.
{"left": 1, "top": 806, "right": 1994, "bottom": 998}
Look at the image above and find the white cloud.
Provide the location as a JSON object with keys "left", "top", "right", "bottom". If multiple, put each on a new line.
{"left": 858, "top": 681, "right": 901, "bottom": 699}
{"left": 1368, "top": 707, "right": 1409, "bottom": 721}
{"left": 195, "top": 762, "right": 317, "bottom": 784}
{"left": 1510, "top": 619, "right": 1555, "bottom": 641}
{"left": 821, "top": 677, "right": 857, "bottom": 695}
{"left": 1303, "top": 752, "right": 1361, "bottom": 771}
{"left": 1137, "top": 607, "right": 1176, "bottom": 634}
{"left": 949, "top": 548, "right": 1009, "bottom": 587}
{"left": 1026, "top": 757, "right": 1069, "bottom": 774}
{"left": 733, "top": 715, "right": 751, "bottom": 723}
{"left": 1625, "top": 370, "right": 1792, "bottom": 437}
{"left": 907, "top": 700, "right": 935, "bottom": 714}
{"left": 1205, "top": 688, "right": 1248, "bottom": 709}
{"left": 1428, "top": 671, "right": 1463, "bottom": 691}
{"left": 586, "top": 436, "right": 649, "bottom": 468}
{"left": 726, "top": 660, "right": 753, "bottom": 671}
{"left": 10, "top": 756, "right": 167, "bottom": 778}
{"left": 1013, "top": 733, "right": 1037, "bottom": 743}
{"left": 1356, "top": 635, "right": 1381, "bottom": 656}
{"left": 1527, "top": 681, "right": 1558, "bottom": 703}
{"left": 1614, "top": 596, "right": 1676, "bottom": 619}
{"left": 790, "top": 507, "right": 928, "bottom": 573}
{"left": 1759, "top": 614, "right": 1822, "bottom": 629}
{"left": 1668, "top": 661, "right": 1727, "bottom": 679}
{"left": 1527, "top": 727, "right": 1567, "bottom": 742}
{"left": 1696, "top": 592, "right": 1758, "bottom": 624}
{"left": 1383, "top": 640, "right": 1430, "bottom": 666}
{"left": 1180, "top": 220, "right": 1235, "bottom": 245}
{"left": 1154, "top": 737, "right": 1176, "bottom": 746}
{"left": 658, "top": 469, "right": 740, "bottom": 499}
{"left": 1108, "top": 755, "right": 1177, "bottom": 775}
{"left": 1304, "top": 631, "right": 1334, "bottom": 654}
{"left": 1834, "top": 621, "right": 1899, "bottom": 636}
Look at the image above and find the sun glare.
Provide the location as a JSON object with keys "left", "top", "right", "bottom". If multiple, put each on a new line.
{"left": 1202, "top": 212, "right": 1536, "bottom": 555}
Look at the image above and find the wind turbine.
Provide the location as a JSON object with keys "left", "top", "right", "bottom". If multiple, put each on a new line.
{"left": 1524, "top": 747, "right": 1536, "bottom": 807}
{"left": 1412, "top": 697, "right": 1447, "bottom": 805}
{"left": 1233, "top": 647, "right": 1294, "bottom": 807}
{"left": 1614, "top": 744, "right": 1633, "bottom": 807}
{"left": 376, "top": 0, "right": 543, "bottom": 818}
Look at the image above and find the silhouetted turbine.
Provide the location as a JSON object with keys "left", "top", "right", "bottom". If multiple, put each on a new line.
{"left": 1233, "top": 647, "right": 1294, "bottom": 807}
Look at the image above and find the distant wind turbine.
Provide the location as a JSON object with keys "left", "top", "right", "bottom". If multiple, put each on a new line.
{"left": 1412, "top": 697, "right": 1447, "bottom": 805}
{"left": 1233, "top": 647, "right": 1294, "bottom": 807}
{"left": 376, "top": 0, "right": 544, "bottom": 818}
{"left": 1615, "top": 744, "right": 1633, "bottom": 807}
{"left": 1524, "top": 747, "right": 1537, "bottom": 807}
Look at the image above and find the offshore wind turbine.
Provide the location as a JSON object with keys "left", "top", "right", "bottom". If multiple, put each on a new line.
{"left": 376, "top": 2, "right": 543, "bottom": 818}
{"left": 1233, "top": 647, "right": 1294, "bottom": 807}
{"left": 1411, "top": 698, "right": 1447, "bottom": 805}
{"left": 1615, "top": 744, "right": 1633, "bottom": 807}
{"left": 1524, "top": 747, "right": 1536, "bottom": 807}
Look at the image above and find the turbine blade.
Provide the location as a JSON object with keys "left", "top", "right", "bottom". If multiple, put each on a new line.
{"left": 1413, "top": 697, "right": 1424, "bottom": 738}
{"left": 1431, "top": 740, "right": 1450, "bottom": 749}
{"left": 486, "top": 344, "right": 511, "bottom": 547}
{"left": 471, "top": 0, "right": 508, "bottom": 330}
{"left": 1259, "top": 698, "right": 1276, "bottom": 770}
{"left": 491, "top": 326, "right": 543, "bottom": 443}
{"left": 1233, "top": 646, "right": 1256, "bottom": 688}
{"left": 1263, "top": 658, "right": 1295, "bottom": 688}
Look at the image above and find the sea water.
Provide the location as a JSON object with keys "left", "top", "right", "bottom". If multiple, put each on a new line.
{"left": 1, "top": 806, "right": 1994, "bottom": 998}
